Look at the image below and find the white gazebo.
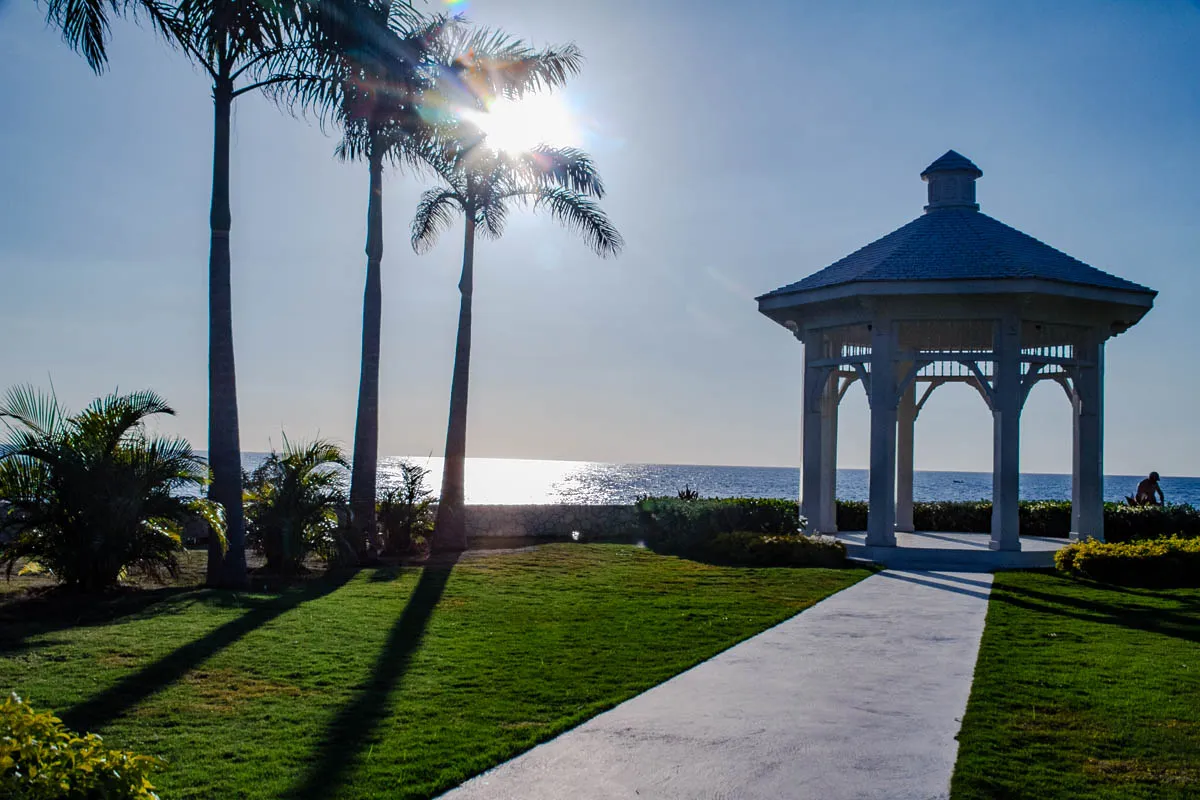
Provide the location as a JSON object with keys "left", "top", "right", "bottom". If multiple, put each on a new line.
{"left": 757, "top": 151, "right": 1155, "bottom": 552}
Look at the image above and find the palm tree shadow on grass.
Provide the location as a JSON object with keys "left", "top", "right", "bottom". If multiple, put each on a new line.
{"left": 0, "top": 586, "right": 200, "bottom": 657}
{"left": 288, "top": 558, "right": 458, "bottom": 800}
{"left": 60, "top": 569, "right": 356, "bottom": 733}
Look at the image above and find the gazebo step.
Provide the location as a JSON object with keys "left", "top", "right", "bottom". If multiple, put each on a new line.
{"left": 835, "top": 531, "right": 1068, "bottom": 572}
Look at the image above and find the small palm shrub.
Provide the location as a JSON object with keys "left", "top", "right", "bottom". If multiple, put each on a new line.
{"left": 1055, "top": 535, "right": 1200, "bottom": 586}
{"left": 377, "top": 461, "right": 434, "bottom": 556}
{"left": 0, "top": 386, "right": 225, "bottom": 591}
{"left": 0, "top": 693, "right": 162, "bottom": 799}
{"left": 705, "top": 532, "right": 846, "bottom": 567}
{"left": 243, "top": 437, "right": 348, "bottom": 574}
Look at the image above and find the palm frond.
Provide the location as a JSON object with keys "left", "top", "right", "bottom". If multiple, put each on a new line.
{"left": 45, "top": 0, "right": 117, "bottom": 73}
{"left": 520, "top": 145, "right": 605, "bottom": 197}
{"left": 478, "top": 191, "right": 509, "bottom": 239}
{"left": 534, "top": 187, "right": 624, "bottom": 257}
{"left": 411, "top": 188, "right": 463, "bottom": 253}
{"left": 0, "top": 385, "right": 65, "bottom": 439}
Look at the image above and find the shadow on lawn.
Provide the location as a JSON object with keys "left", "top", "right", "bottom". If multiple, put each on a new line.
{"left": 992, "top": 573, "right": 1200, "bottom": 645}
{"left": 0, "top": 586, "right": 200, "bottom": 657}
{"left": 287, "top": 557, "right": 458, "bottom": 800}
{"left": 60, "top": 569, "right": 356, "bottom": 733}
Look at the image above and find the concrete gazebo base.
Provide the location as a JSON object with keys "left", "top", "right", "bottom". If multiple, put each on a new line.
{"left": 834, "top": 531, "right": 1069, "bottom": 571}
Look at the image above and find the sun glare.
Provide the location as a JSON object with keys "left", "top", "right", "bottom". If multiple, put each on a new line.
{"left": 467, "top": 92, "right": 580, "bottom": 154}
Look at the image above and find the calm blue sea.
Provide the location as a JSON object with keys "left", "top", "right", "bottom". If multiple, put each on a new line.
{"left": 238, "top": 455, "right": 1200, "bottom": 507}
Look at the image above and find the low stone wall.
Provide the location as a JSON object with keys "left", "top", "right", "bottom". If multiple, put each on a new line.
{"left": 463, "top": 504, "right": 639, "bottom": 544}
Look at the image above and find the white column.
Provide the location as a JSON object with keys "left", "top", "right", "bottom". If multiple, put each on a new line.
{"left": 1072, "top": 336, "right": 1105, "bottom": 541}
{"left": 818, "top": 373, "right": 840, "bottom": 533}
{"left": 990, "top": 318, "right": 1021, "bottom": 551}
{"left": 867, "top": 322, "right": 897, "bottom": 546}
{"left": 1070, "top": 389, "right": 1082, "bottom": 534}
{"left": 801, "top": 336, "right": 828, "bottom": 533}
{"left": 896, "top": 379, "right": 917, "bottom": 533}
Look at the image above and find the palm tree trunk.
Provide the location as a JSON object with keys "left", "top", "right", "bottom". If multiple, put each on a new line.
{"left": 205, "top": 77, "right": 248, "bottom": 589}
{"left": 348, "top": 143, "right": 385, "bottom": 561}
{"left": 433, "top": 215, "right": 476, "bottom": 552}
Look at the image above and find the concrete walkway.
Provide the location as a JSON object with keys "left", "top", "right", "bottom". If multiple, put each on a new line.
{"left": 440, "top": 570, "right": 994, "bottom": 800}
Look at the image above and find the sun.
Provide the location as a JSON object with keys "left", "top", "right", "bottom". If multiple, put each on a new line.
{"left": 466, "top": 92, "right": 580, "bottom": 154}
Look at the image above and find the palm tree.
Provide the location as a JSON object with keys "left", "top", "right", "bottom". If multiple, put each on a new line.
{"left": 0, "top": 386, "right": 226, "bottom": 591}
{"left": 267, "top": 12, "right": 586, "bottom": 559}
{"left": 276, "top": 1, "right": 439, "bottom": 560}
{"left": 41, "top": 0, "right": 180, "bottom": 73}
{"left": 412, "top": 138, "right": 623, "bottom": 551}
{"left": 169, "top": 0, "right": 301, "bottom": 588}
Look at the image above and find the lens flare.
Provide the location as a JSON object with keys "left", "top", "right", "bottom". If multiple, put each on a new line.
{"left": 464, "top": 92, "right": 581, "bottom": 154}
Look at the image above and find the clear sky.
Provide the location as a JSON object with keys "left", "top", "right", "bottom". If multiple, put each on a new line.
{"left": 1, "top": 0, "right": 1198, "bottom": 475}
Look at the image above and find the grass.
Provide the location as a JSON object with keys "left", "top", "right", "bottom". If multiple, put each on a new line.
{"left": 0, "top": 544, "right": 867, "bottom": 799}
{"left": 952, "top": 570, "right": 1200, "bottom": 800}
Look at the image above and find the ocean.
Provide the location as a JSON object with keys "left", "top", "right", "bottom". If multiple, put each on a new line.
{"left": 239, "top": 455, "right": 1200, "bottom": 508}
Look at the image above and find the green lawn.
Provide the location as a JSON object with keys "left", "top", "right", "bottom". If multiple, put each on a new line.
{"left": 952, "top": 570, "right": 1200, "bottom": 800}
{"left": 1, "top": 544, "right": 866, "bottom": 799}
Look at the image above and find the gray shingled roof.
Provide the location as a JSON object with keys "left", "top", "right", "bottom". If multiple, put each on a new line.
{"left": 920, "top": 150, "right": 982, "bottom": 178}
{"left": 761, "top": 207, "right": 1153, "bottom": 298}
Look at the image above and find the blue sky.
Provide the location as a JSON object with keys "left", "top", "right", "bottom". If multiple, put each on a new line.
{"left": 1, "top": 0, "right": 1198, "bottom": 475}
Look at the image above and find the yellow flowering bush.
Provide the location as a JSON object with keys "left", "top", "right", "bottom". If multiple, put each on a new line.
{"left": 0, "top": 694, "right": 162, "bottom": 799}
{"left": 1055, "top": 535, "right": 1200, "bottom": 586}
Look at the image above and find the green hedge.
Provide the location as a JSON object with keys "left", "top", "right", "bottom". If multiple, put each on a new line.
{"left": 1055, "top": 536, "right": 1200, "bottom": 586}
{"left": 705, "top": 531, "right": 846, "bottom": 568}
{"left": 0, "top": 693, "right": 162, "bottom": 799}
{"left": 634, "top": 497, "right": 801, "bottom": 554}
{"left": 835, "top": 500, "right": 1200, "bottom": 541}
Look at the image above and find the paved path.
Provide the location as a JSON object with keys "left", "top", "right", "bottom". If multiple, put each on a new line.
{"left": 440, "top": 570, "right": 994, "bottom": 800}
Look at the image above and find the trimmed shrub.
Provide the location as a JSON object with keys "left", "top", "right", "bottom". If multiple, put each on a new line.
{"left": 1103, "top": 504, "right": 1200, "bottom": 543}
{"left": 832, "top": 499, "right": 1200, "bottom": 541}
{"left": 1018, "top": 501, "right": 1073, "bottom": 537}
{"left": 836, "top": 501, "right": 868, "bottom": 532}
{"left": 917, "top": 500, "right": 992, "bottom": 533}
{"left": 634, "top": 497, "right": 802, "bottom": 555}
{"left": 1055, "top": 535, "right": 1200, "bottom": 586}
{"left": 0, "top": 693, "right": 162, "bottom": 799}
{"left": 705, "top": 532, "right": 846, "bottom": 568}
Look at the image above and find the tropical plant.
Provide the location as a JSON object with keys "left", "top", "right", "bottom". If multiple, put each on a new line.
{"left": 412, "top": 99, "right": 623, "bottom": 551}
{"left": 376, "top": 460, "right": 434, "bottom": 555}
{"left": 1, "top": 693, "right": 163, "bottom": 800}
{"left": 40, "top": 0, "right": 180, "bottom": 74}
{"left": 0, "top": 386, "right": 226, "bottom": 591}
{"left": 167, "top": 0, "right": 310, "bottom": 588}
{"left": 243, "top": 436, "right": 348, "bottom": 574}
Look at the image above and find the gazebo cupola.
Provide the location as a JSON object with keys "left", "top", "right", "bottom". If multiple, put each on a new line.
{"left": 757, "top": 151, "right": 1155, "bottom": 551}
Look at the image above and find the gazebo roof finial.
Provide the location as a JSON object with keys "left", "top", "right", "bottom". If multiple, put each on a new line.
{"left": 921, "top": 150, "right": 982, "bottom": 212}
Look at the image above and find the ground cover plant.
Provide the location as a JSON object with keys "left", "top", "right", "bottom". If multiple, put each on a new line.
{"left": 951, "top": 570, "right": 1200, "bottom": 799}
{"left": 0, "top": 544, "right": 867, "bottom": 799}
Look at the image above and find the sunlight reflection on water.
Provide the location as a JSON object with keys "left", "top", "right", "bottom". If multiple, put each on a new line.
{"left": 228, "top": 455, "right": 1200, "bottom": 506}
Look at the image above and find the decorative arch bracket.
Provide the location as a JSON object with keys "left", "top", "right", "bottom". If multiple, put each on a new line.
{"left": 959, "top": 360, "right": 995, "bottom": 411}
